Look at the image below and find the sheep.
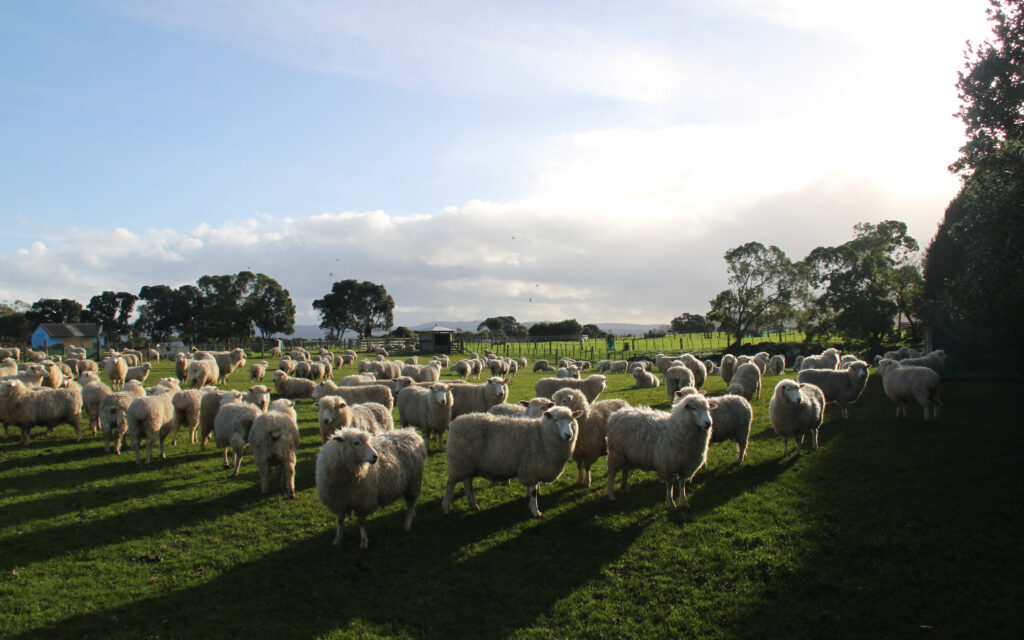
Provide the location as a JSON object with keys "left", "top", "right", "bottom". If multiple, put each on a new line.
{"left": 272, "top": 370, "right": 316, "bottom": 399}
{"left": 800, "top": 347, "right": 841, "bottom": 370}
{"left": 348, "top": 375, "right": 413, "bottom": 397}
{"left": 198, "top": 389, "right": 244, "bottom": 448}
{"left": 451, "top": 377, "right": 509, "bottom": 418}
{"left": 97, "top": 383, "right": 146, "bottom": 453}
{"left": 214, "top": 400, "right": 264, "bottom": 474}
{"left": 1, "top": 363, "right": 46, "bottom": 388}
{"left": 533, "top": 359, "right": 554, "bottom": 373}
{"left": 556, "top": 366, "right": 580, "bottom": 379}
{"left": 595, "top": 360, "right": 611, "bottom": 372}
{"left": 633, "top": 368, "right": 660, "bottom": 388}
{"left": 720, "top": 354, "right": 737, "bottom": 384}
{"left": 250, "top": 360, "right": 269, "bottom": 382}
{"left": 312, "top": 380, "right": 394, "bottom": 409}
{"left": 793, "top": 355, "right": 805, "bottom": 371}
{"left": 442, "top": 406, "right": 581, "bottom": 517}
{"left": 839, "top": 354, "right": 860, "bottom": 369}
{"left": 769, "top": 379, "right": 826, "bottom": 456}
{"left": 278, "top": 357, "right": 297, "bottom": 375}
{"left": 338, "top": 373, "right": 377, "bottom": 386}
{"left": 127, "top": 388, "right": 178, "bottom": 465}
{"left": 316, "top": 427, "right": 427, "bottom": 549}
{"left": 396, "top": 383, "right": 455, "bottom": 452}
{"left": 125, "top": 363, "right": 153, "bottom": 384}
{"left": 552, "top": 387, "right": 629, "bottom": 488}
{"left": 898, "top": 350, "right": 947, "bottom": 376}
{"left": 534, "top": 374, "right": 607, "bottom": 403}
{"left": 605, "top": 393, "right": 716, "bottom": 508}
{"left": 186, "top": 358, "right": 219, "bottom": 388}
{"left": 517, "top": 356, "right": 527, "bottom": 369}
{"left": 212, "top": 348, "right": 247, "bottom": 384}
{"left": 797, "top": 361, "right": 870, "bottom": 419}
{"left": 173, "top": 353, "right": 189, "bottom": 380}
{"left": 664, "top": 365, "right": 695, "bottom": 401}
{"left": 703, "top": 359, "right": 718, "bottom": 376}
{"left": 768, "top": 354, "right": 786, "bottom": 376}
{"left": 752, "top": 352, "right": 770, "bottom": 374}
{"left": 673, "top": 387, "right": 752, "bottom": 465}
{"left": 171, "top": 389, "right": 206, "bottom": 444}
{"left": 82, "top": 378, "right": 113, "bottom": 436}
{"left": 0, "top": 347, "right": 20, "bottom": 361}
{"left": 876, "top": 359, "right": 942, "bottom": 420}
{"left": 315, "top": 395, "right": 394, "bottom": 443}
{"left": 487, "top": 397, "right": 555, "bottom": 418}
{"left": 105, "top": 356, "right": 128, "bottom": 391}
{"left": 486, "top": 359, "right": 510, "bottom": 377}
{"left": 451, "top": 360, "right": 471, "bottom": 379}
{"left": 38, "top": 361, "right": 68, "bottom": 388}
{"left": 726, "top": 362, "right": 761, "bottom": 401}
{"left": 249, "top": 399, "right": 301, "bottom": 498}
{"left": 608, "top": 360, "right": 628, "bottom": 374}
{"left": 25, "top": 348, "right": 46, "bottom": 362}
{"left": 0, "top": 357, "right": 19, "bottom": 377}
{"left": 0, "top": 379, "right": 83, "bottom": 445}
{"left": 468, "top": 359, "right": 484, "bottom": 380}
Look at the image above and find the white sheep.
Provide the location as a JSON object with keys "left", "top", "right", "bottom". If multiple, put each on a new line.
{"left": 186, "top": 358, "right": 219, "bottom": 388}
{"left": 752, "top": 352, "right": 770, "bottom": 374}
{"left": 250, "top": 360, "right": 269, "bottom": 382}
{"left": 487, "top": 397, "right": 555, "bottom": 418}
{"left": 534, "top": 374, "right": 607, "bottom": 403}
{"left": 315, "top": 395, "right": 394, "bottom": 443}
{"left": 171, "top": 389, "right": 205, "bottom": 444}
{"left": 726, "top": 362, "right": 761, "bottom": 401}
{"left": 127, "top": 388, "right": 178, "bottom": 465}
{"left": 211, "top": 348, "right": 247, "bottom": 384}
{"left": 768, "top": 354, "right": 786, "bottom": 376}
{"left": 338, "top": 373, "right": 377, "bottom": 386}
{"left": 82, "top": 378, "right": 113, "bottom": 436}
{"left": 633, "top": 368, "right": 660, "bottom": 388}
{"left": 897, "top": 350, "right": 947, "bottom": 375}
{"left": 797, "top": 361, "right": 870, "bottom": 419}
{"left": 272, "top": 370, "right": 316, "bottom": 399}
{"left": 800, "top": 347, "right": 841, "bottom": 370}
{"left": 664, "top": 365, "right": 695, "bottom": 401}
{"left": 876, "top": 359, "right": 942, "bottom": 420}
{"left": 451, "top": 377, "right": 509, "bottom": 418}
{"left": 677, "top": 354, "right": 708, "bottom": 388}
{"left": 396, "top": 383, "right": 455, "bottom": 451}
{"left": 214, "top": 401, "right": 264, "bottom": 474}
{"left": 105, "top": 356, "right": 128, "bottom": 391}
{"left": 552, "top": 387, "right": 629, "bottom": 488}
{"left": 125, "top": 363, "right": 152, "bottom": 384}
{"left": 769, "top": 379, "right": 826, "bottom": 456}
{"left": 98, "top": 382, "right": 146, "bottom": 454}
{"left": 442, "top": 406, "right": 581, "bottom": 517}
{"left": 720, "top": 354, "right": 737, "bottom": 384}
{"left": 0, "top": 379, "right": 83, "bottom": 445}
{"left": 313, "top": 380, "right": 394, "bottom": 409}
{"left": 317, "top": 426, "right": 429, "bottom": 550}
{"left": 198, "top": 389, "right": 244, "bottom": 448}
{"left": 792, "top": 355, "right": 805, "bottom": 371}
{"left": 608, "top": 360, "right": 628, "bottom": 374}
{"left": 532, "top": 359, "right": 553, "bottom": 373}
{"left": 673, "top": 387, "right": 752, "bottom": 465}
{"left": 249, "top": 399, "right": 301, "bottom": 498}
{"left": 605, "top": 393, "right": 715, "bottom": 508}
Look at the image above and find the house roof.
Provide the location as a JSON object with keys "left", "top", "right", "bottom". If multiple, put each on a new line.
{"left": 38, "top": 323, "right": 101, "bottom": 338}
{"left": 427, "top": 325, "right": 456, "bottom": 333}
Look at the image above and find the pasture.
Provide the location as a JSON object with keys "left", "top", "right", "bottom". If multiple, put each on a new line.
{"left": 1, "top": 354, "right": 1021, "bottom": 639}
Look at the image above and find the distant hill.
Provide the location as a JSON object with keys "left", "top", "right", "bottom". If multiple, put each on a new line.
{"left": 410, "top": 320, "right": 670, "bottom": 336}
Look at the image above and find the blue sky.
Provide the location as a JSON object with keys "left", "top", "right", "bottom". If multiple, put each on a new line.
{"left": 0, "top": 0, "right": 993, "bottom": 328}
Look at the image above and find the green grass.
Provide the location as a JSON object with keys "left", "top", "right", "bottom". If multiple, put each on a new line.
{"left": 1, "top": 354, "right": 1021, "bottom": 639}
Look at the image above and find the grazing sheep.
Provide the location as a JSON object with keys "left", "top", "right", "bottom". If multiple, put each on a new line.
{"left": 654, "top": 354, "right": 677, "bottom": 374}
{"left": 487, "top": 397, "right": 555, "bottom": 418}
{"left": 214, "top": 401, "right": 264, "bottom": 474}
{"left": 312, "top": 380, "right": 394, "bottom": 409}
{"left": 533, "top": 359, "right": 554, "bottom": 373}
{"left": 127, "top": 388, "right": 178, "bottom": 465}
{"left": 0, "top": 379, "right": 83, "bottom": 445}
{"left": 199, "top": 389, "right": 244, "bottom": 448}
{"left": 105, "top": 356, "right": 128, "bottom": 391}
{"left": 534, "top": 374, "right": 607, "bottom": 403}
{"left": 249, "top": 399, "right": 301, "bottom": 498}
{"left": 633, "top": 368, "right": 660, "bottom": 388}
{"left": 451, "top": 377, "right": 509, "bottom": 419}
{"left": 517, "top": 356, "right": 528, "bottom": 369}
{"left": 338, "top": 373, "right": 377, "bottom": 386}
{"left": 793, "top": 355, "right": 805, "bottom": 371}
{"left": 125, "top": 363, "right": 153, "bottom": 384}
{"left": 556, "top": 366, "right": 580, "bottom": 379}
{"left": 316, "top": 427, "right": 427, "bottom": 549}
{"left": 768, "top": 354, "right": 786, "bottom": 376}
{"left": 171, "top": 389, "right": 206, "bottom": 444}
{"left": 349, "top": 375, "right": 413, "bottom": 397}
{"left": 186, "top": 358, "right": 220, "bottom": 388}
{"left": 720, "top": 354, "right": 737, "bottom": 384}
{"left": 98, "top": 382, "right": 147, "bottom": 454}
{"left": 272, "top": 370, "right": 316, "bottom": 399}
{"left": 605, "top": 393, "right": 715, "bottom": 508}
{"left": 396, "top": 383, "right": 455, "bottom": 452}
{"left": 726, "top": 362, "right": 761, "bottom": 401}
{"left": 673, "top": 387, "right": 752, "bottom": 465}
{"left": 250, "top": 360, "right": 269, "bottom": 382}
{"left": 800, "top": 348, "right": 841, "bottom": 370}
{"left": 876, "top": 359, "right": 942, "bottom": 420}
{"left": 608, "top": 360, "right": 628, "bottom": 374}
{"left": 797, "top": 362, "right": 870, "bottom": 419}
{"left": 898, "top": 350, "right": 947, "bottom": 376}
{"left": 664, "top": 365, "right": 695, "bottom": 402}
{"left": 769, "top": 379, "right": 826, "bottom": 456}
{"left": 552, "top": 388, "right": 629, "bottom": 488}
{"left": 315, "top": 396, "right": 394, "bottom": 443}
{"left": 595, "top": 360, "right": 611, "bottom": 373}
{"left": 82, "top": 378, "right": 113, "bottom": 436}
{"left": 442, "top": 407, "right": 581, "bottom": 517}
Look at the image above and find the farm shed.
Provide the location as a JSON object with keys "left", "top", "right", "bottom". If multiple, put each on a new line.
{"left": 419, "top": 325, "right": 458, "bottom": 354}
{"left": 30, "top": 323, "right": 104, "bottom": 356}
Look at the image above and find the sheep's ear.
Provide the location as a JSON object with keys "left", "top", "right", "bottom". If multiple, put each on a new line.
{"left": 571, "top": 410, "right": 584, "bottom": 419}
{"left": 447, "top": 385, "right": 455, "bottom": 391}
{"left": 545, "top": 400, "right": 554, "bottom": 408}
{"left": 798, "top": 383, "right": 805, "bottom": 388}
{"left": 543, "top": 410, "right": 552, "bottom": 418}
{"left": 503, "top": 378, "right": 509, "bottom": 384}
{"left": 699, "top": 390, "right": 707, "bottom": 396}
{"left": 519, "top": 400, "right": 529, "bottom": 407}
{"left": 313, "top": 400, "right": 320, "bottom": 408}
{"left": 708, "top": 401, "right": 719, "bottom": 409}
{"left": 674, "top": 390, "right": 683, "bottom": 397}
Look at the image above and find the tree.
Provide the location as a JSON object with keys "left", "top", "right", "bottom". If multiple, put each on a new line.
{"left": 26, "top": 298, "right": 83, "bottom": 326}
{"left": 135, "top": 284, "right": 204, "bottom": 345}
{"left": 670, "top": 313, "right": 710, "bottom": 334}
{"left": 87, "top": 291, "right": 138, "bottom": 345}
{"left": 707, "top": 242, "right": 800, "bottom": 348}
{"left": 581, "top": 323, "right": 608, "bottom": 339}
{"left": 242, "top": 273, "right": 296, "bottom": 340}
{"left": 0, "top": 300, "right": 30, "bottom": 343}
{"left": 528, "top": 319, "right": 583, "bottom": 337}
{"left": 195, "top": 272, "right": 256, "bottom": 343}
{"left": 313, "top": 280, "right": 395, "bottom": 339}
{"left": 390, "top": 326, "right": 417, "bottom": 338}
{"left": 477, "top": 316, "right": 527, "bottom": 336}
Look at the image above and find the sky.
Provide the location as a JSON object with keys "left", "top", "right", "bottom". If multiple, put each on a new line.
{"left": 0, "top": 0, "right": 995, "bottom": 329}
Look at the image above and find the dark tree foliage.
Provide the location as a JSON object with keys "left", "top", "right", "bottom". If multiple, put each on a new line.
{"left": 670, "top": 313, "right": 710, "bottom": 334}
{"left": 0, "top": 300, "right": 31, "bottom": 343}
{"left": 313, "top": 280, "right": 395, "bottom": 339}
{"left": 242, "top": 273, "right": 296, "bottom": 340}
{"left": 477, "top": 316, "right": 528, "bottom": 336}
{"left": 135, "top": 284, "right": 205, "bottom": 345}
{"left": 389, "top": 326, "right": 417, "bottom": 338}
{"left": 195, "top": 272, "right": 256, "bottom": 342}
{"left": 87, "top": 291, "right": 138, "bottom": 344}
{"left": 581, "top": 323, "right": 609, "bottom": 339}
{"left": 26, "top": 298, "right": 83, "bottom": 325}
{"left": 528, "top": 319, "right": 583, "bottom": 337}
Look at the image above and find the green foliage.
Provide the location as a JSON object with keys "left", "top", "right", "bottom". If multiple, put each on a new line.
{"left": 708, "top": 242, "right": 800, "bottom": 347}
{"left": 528, "top": 318, "right": 583, "bottom": 337}
{"left": 389, "top": 326, "right": 417, "bottom": 338}
{"left": 670, "top": 312, "right": 710, "bottom": 334}
{"left": 477, "top": 316, "right": 528, "bottom": 336}
{"left": 243, "top": 274, "right": 296, "bottom": 340}
{"left": 25, "top": 298, "right": 83, "bottom": 325}
{"left": 86, "top": 291, "right": 138, "bottom": 345}
{"left": 313, "top": 280, "right": 395, "bottom": 339}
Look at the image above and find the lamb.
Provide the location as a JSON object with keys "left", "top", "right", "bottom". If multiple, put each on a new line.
{"left": 876, "top": 359, "right": 942, "bottom": 420}
{"left": 533, "top": 359, "right": 554, "bottom": 373}
{"left": 720, "top": 354, "right": 737, "bottom": 384}
{"left": 633, "top": 368, "right": 660, "bottom": 388}
{"left": 212, "top": 348, "right": 247, "bottom": 384}
{"left": 249, "top": 399, "right": 302, "bottom": 497}
{"left": 605, "top": 392, "right": 716, "bottom": 508}
{"left": 98, "top": 382, "right": 146, "bottom": 453}
{"left": 768, "top": 354, "right": 786, "bottom": 376}
{"left": 0, "top": 379, "right": 83, "bottom": 445}
{"left": 105, "top": 356, "right": 128, "bottom": 391}
{"left": 451, "top": 377, "right": 509, "bottom": 418}
{"left": 312, "top": 380, "right": 394, "bottom": 409}
{"left": 214, "top": 400, "right": 264, "bottom": 474}
{"left": 187, "top": 358, "right": 220, "bottom": 388}
{"left": 534, "top": 374, "right": 607, "bottom": 403}
{"left": 769, "top": 379, "right": 826, "bottom": 456}
{"left": 272, "top": 370, "right": 316, "bottom": 399}
{"left": 898, "top": 350, "right": 947, "bottom": 375}
{"left": 552, "top": 387, "right": 629, "bottom": 487}
{"left": 125, "top": 363, "right": 153, "bottom": 384}
{"left": 726, "top": 362, "right": 762, "bottom": 401}
{"left": 797, "top": 361, "right": 870, "bottom": 419}
{"left": 664, "top": 365, "right": 695, "bottom": 402}
{"left": 250, "top": 360, "right": 269, "bottom": 382}
{"left": 198, "top": 389, "right": 244, "bottom": 448}
{"left": 673, "top": 387, "right": 752, "bottom": 465}
{"left": 442, "top": 406, "right": 581, "bottom": 517}
{"left": 127, "top": 388, "right": 178, "bottom": 465}
{"left": 316, "top": 427, "right": 427, "bottom": 549}
{"left": 396, "top": 383, "right": 455, "bottom": 451}
{"left": 171, "top": 389, "right": 206, "bottom": 444}
{"left": 556, "top": 366, "right": 580, "bottom": 379}
{"left": 451, "top": 360, "right": 472, "bottom": 379}
{"left": 800, "top": 347, "right": 841, "bottom": 370}
{"left": 487, "top": 397, "right": 555, "bottom": 418}
{"left": 315, "top": 395, "right": 394, "bottom": 443}
{"left": 82, "top": 378, "right": 113, "bottom": 436}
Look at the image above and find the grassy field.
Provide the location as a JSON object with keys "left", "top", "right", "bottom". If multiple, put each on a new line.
{"left": 1, "top": 354, "right": 1021, "bottom": 639}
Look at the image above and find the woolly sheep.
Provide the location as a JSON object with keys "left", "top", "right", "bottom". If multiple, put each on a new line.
{"left": 214, "top": 401, "right": 263, "bottom": 474}
{"left": 752, "top": 352, "right": 770, "bottom": 374}
{"left": 0, "top": 347, "right": 20, "bottom": 361}
{"left": 605, "top": 393, "right": 715, "bottom": 508}
{"left": 633, "top": 368, "right": 660, "bottom": 388}
{"left": 451, "top": 377, "right": 509, "bottom": 418}
{"left": 534, "top": 374, "right": 607, "bottom": 403}
{"left": 720, "top": 354, "right": 737, "bottom": 384}
{"left": 451, "top": 360, "right": 471, "bottom": 379}
{"left": 654, "top": 354, "right": 677, "bottom": 374}
{"left": 187, "top": 358, "right": 219, "bottom": 388}
{"left": 173, "top": 353, "right": 189, "bottom": 380}
{"left": 315, "top": 396, "right": 394, "bottom": 443}
{"left": 839, "top": 354, "right": 860, "bottom": 369}
{"left": 487, "top": 397, "right": 555, "bottom": 418}
{"left": 25, "top": 348, "right": 46, "bottom": 362}
{"left": 608, "top": 360, "right": 629, "bottom": 375}
{"left": 556, "top": 366, "right": 580, "bottom": 379}
{"left": 37, "top": 361, "right": 66, "bottom": 388}
{"left": 312, "top": 380, "right": 394, "bottom": 409}
{"left": 517, "top": 356, "right": 527, "bottom": 369}
{"left": 127, "top": 389, "right": 178, "bottom": 465}
{"left": 396, "top": 383, "right": 455, "bottom": 451}
{"left": 250, "top": 360, "right": 269, "bottom": 382}
{"left": 552, "top": 387, "right": 629, "bottom": 487}
{"left": 249, "top": 399, "right": 301, "bottom": 497}
{"left": 82, "top": 378, "right": 113, "bottom": 436}
{"left": 769, "top": 379, "right": 826, "bottom": 456}
{"left": 595, "top": 360, "right": 611, "bottom": 372}
{"left": 792, "top": 355, "right": 805, "bottom": 371}
{"left": 664, "top": 365, "right": 695, "bottom": 402}
{"left": 673, "top": 387, "right": 752, "bottom": 465}
{"left": 349, "top": 375, "right": 413, "bottom": 397}
{"left": 673, "top": 354, "right": 708, "bottom": 389}
{"left": 278, "top": 357, "right": 297, "bottom": 375}
{"left": 171, "top": 389, "right": 206, "bottom": 444}
{"left": 768, "top": 354, "right": 786, "bottom": 376}
{"left": 0, "top": 379, "right": 83, "bottom": 445}
{"left": 404, "top": 355, "right": 419, "bottom": 365}
{"left": 199, "top": 389, "right": 244, "bottom": 448}
{"left": 105, "top": 356, "right": 128, "bottom": 391}
{"left": 338, "top": 373, "right": 377, "bottom": 386}
{"left": 125, "top": 363, "right": 153, "bottom": 384}
{"left": 797, "top": 361, "right": 870, "bottom": 419}
{"left": 800, "top": 348, "right": 841, "bottom": 370}
{"left": 272, "top": 370, "right": 316, "bottom": 399}
{"left": 876, "top": 359, "right": 942, "bottom": 420}
{"left": 442, "top": 406, "right": 581, "bottom": 517}
{"left": 1, "top": 363, "right": 46, "bottom": 388}
{"left": 487, "top": 359, "right": 510, "bottom": 377}
{"left": 212, "top": 348, "right": 247, "bottom": 384}
{"left": 898, "top": 350, "right": 947, "bottom": 376}
{"left": 533, "top": 359, "right": 554, "bottom": 373}
{"left": 726, "top": 362, "right": 762, "bottom": 401}
{"left": 316, "top": 427, "right": 427, "bottom": 549}
{"left": 704, "top": 359, "right": 718, "bottom": 376}
{"left": 97, "top": 381, "right": 146, "bottom": 454}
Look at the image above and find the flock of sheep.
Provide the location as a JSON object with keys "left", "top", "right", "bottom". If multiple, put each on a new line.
{"left": 0, "top": 341, "right": 946, "bottom": 550}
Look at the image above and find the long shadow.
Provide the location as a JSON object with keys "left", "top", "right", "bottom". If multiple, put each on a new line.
{"left": 1, "top": 478, "right": 170, "bottom": 529}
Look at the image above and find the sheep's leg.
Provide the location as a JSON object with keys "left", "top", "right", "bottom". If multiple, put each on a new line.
{"left": 527, "top": 485, "right": 542, "bottom": 517}
{"left": 665, "top": 481, "right": 677, "bottom": 508}
{"left": 621, "top": 469, "right": 632, "bottom": 492}
{"left": 223, "top": 447, "right": 230, "bottom": 468}
{"left": 332, "top": 515, "right": 345, "bottom": 547}
{"left": 145, "top": 433, "right": 155, "bottom": 465}
{"left": 464, "top": 479, "right": 480, "bottom": 511}
{"left": 575, "top": 460, "right": 585, "bottom": 486}
{"left": 133, "top": 431, "right": 142, "bottom": 465}
{"left": 259, "top": 465, "right": 272, "bottom": 494}
{"left": 403, "top": 498, "right": 416, "bottom": 531}
{"left": 841, "top": 404, "right": 849, "bottom": 419}
{"left": 810, "top": 428, "right": 819, "bottom": 450}
{"left": 782, "top": 435, "right": 789, "bottom": 457}
{"left": 358, "top": 517, "right": 370, "bottom": 549}
{"left": 442, "top": 479, "right": 456, "bottom": 514}
{"left": 190, "top": 425, "right": 198, "bottom": 444}
{"left": 232, "top": 448, "right": 244, "bottom": 476}
{"left": 284, "top": 458, "right": 296, "bottom": 498}
{"left": 158, "top": 433, "right": 167, "bottom": 460}
{"left": 677, "top": 478, "right": 690, "bottom": 509}
{"left": 736, "top": 441, "right": 747, "bottom": 465}
{"left": 606, "top": 468, "right": 617, "bottom": 500}
{"left": 585, "top": 464, "right": 593, "bottom": 488}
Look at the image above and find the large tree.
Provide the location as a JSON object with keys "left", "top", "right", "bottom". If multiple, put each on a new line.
{"left": 477, "top": 316, "right": 527, "bottom": 337}
{"left": 242, "top": 273, "right": 296, "bottom": 340}
{"left": 26, "top": 298, "right": 83, "bottom": 326}
{"left": 707, "top": 242, "right": 800, "bottom": 348}
{"left": 313, "top": 280, "right": 395, "bottom": 339}
{"left": 195, "top": 272, "right": 257, "bottom": 342}
{"left": 670, "top": 313, "right": 710, "bottom": 334}
{"left": 0, "top": 300, "right": 31, "bottom": 343}
{"left": 134, "top": 284, "right": 205, "bottom": 344}
{"left": 87, "top": 291, "right": 138, "bottom": 345}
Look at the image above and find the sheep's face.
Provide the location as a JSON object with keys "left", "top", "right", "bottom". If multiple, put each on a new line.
{"left": 778, "top": 381, "right": 804, "bottom": 406}
{"left": 552, "top": 389, "right": 583, "bottom": 411}
{"left": 675, "top": 395, "right": 713, "bottom": 431}
{"left": 430, "top": 384, "right": 452, "bottom": 407}
{"left": 543, "top": 407, "right": 580, "bottom": 443}
{"left": 486, "top": 378, "right": 509, "bottom": 403}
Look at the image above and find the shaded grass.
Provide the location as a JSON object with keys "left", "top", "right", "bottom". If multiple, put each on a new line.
{"left": 0, "top": 355, "right": 1021, "bottom": 639}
